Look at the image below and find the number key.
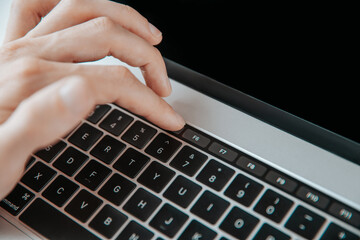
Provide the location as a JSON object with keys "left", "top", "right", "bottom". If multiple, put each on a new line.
{"left": 254, "top": 189, "right": 293, "bottom": 223}
{"left": 145, "top": 133, "right": 181, "bottom": 162}
{"left": 196, "top": 160, "right": 235, "bottom": 191}
{"left": 224, "top": 174, "right": 263, "bottom": 207}
{"left": 122, "top": 121, "right": 157, "bottom": 149}
{"left": 170, "top": 146, "right": 207, "bottom": 176}
{"left": 87, "top": 104, "right": 111, "bottom": 124}
{"left": 99, "top": 109, "right": 133, "bottom": 136}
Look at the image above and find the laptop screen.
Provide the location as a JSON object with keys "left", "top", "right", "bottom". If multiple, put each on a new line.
{"left": 118, "top": 1, "right": 358, "bottom": 145}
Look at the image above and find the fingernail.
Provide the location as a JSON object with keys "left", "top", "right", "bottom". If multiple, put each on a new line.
{"left": 59, "top": 76, "right": 87, "bottom": 115}
{"left": 149, "top": 22, "right": 162, "bottom": 37}
{"left": 164, "top": 76, "right": 172, "bottom": 93}
{"left": 174, "top": 111, "right": 185, "bottom": 127}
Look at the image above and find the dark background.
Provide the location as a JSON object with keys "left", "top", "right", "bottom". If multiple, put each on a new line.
{"left": 117, "top": 1, "right": 358, "bottom": 143}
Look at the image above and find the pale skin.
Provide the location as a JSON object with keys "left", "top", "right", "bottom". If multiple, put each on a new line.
{"left": 0, "top": 0, "right": 185, "bottom": 199}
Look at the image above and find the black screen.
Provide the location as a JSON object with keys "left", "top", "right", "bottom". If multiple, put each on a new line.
{"left": 118, "top": 1, "right": 358, "bottom": 144}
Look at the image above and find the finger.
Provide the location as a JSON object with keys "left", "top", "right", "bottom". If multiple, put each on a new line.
{"left": 0, "top": 75, "right": 90, "bottom": 199}
{"left": 56, "top": 62, "right": 185, "bottom": 131}
{"left": 0, "top": 57, "right": 184, "bottom": 131}
{"left": 3, "top": 0, "right": 60, "bottom": 43}
{"left": 28, "top": 17, "right": 171, "bottom": 97}
{"left": 27, "top": 0, "right": 162, "bottom": 45}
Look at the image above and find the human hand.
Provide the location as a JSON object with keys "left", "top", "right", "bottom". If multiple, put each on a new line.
{"left": 0, "top": 0, "right": 185, "bottom": 199}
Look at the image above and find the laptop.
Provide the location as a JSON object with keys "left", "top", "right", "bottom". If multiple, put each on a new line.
{"left": 1, "top": 1, "right": 359, "bottom": 239}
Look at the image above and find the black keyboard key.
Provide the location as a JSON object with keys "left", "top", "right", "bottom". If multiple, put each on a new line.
{"left": 328, "top": 202, "right": 360, "bottom": 228}
{"left": 21, "top": 161, "right": 56, "bottom": 192}
{"left": 163, "top": 175, "right": 202, "bottom": 208}
{"left": 20, "top": 198, "right": 99, "bottom": 240}
{"left": 254, "top": 189, "right": 294, "bottom": 223}
{"left": 116, "top": 221, "right": 154, "bottom": 240}
{"left": 122, "top": 121, "right": 157, "bottom": 149}
{"left": 253, "top": 223, "right": 291, "bottom": 240}
{"left": 236, "top": 156, "right": 267, "bottom": 177}
{"left": 90, "top": 135, "right": 125, "bottom": 164}
{"left": 285, "top": 205, "right": 325, "bottom": 239}
{"left": 99, "top": 109, "right": 133, "bottom": 136}
{"left": 87, "top": 104, "right": 111, "bottom": 124}
{"left": 75, "top": 160, "right": 111, "bottom": 191}
{"left": 179, "top": 220, "right": 217, "bottom": 240}
{"left": 123, "top": 188, "right": 161, "bottom": 221}
{"left": 224, "top": 173, "right": 264, "bottom": 207}
{"left": 42, "top": 175, "right": 79, "bottom": 207}
{"left": 113, "top": 147, "right": 150, "bottom": 178}
{"left": 196, "top": 159, "right": 235, "bottom": 191}
{"left": 219, "top": 206, "right": 259, "bottom": 239}
{"left": 296, "top": 186, "right": 330, "bottom": 210}
{"left": 35, "top": 140, "right": 66, "bottom": 163}
{"left": 182, "top": 128, "right": 211, "bottom": 148}
{"left": 89, "top": 204, "right": 128, "bottom": 238}
{"left": 150, "top": 203, "right": 189, "bottom": 238}
{"left": 320, "top": 223, "right": 359, "bottom": 240}
{"left": 191, "top": 190, "right": 230, "bottom": 224}
{"left": 145, "top": 133, "right": 181, "bottom": 162}
{"left": 68, "top": 123, "right": 103, "bottom": 151}
{"left": 53, "top": 146, "right": 88, "bottom": 176}
{"left": 137, "top": 161, "right": 175, "bottom": 193}
{"left": 65, "top": 189, "right": 103, "bottom": 222}
{"left": 208, "top": 142, "right": 238, "bottom": 162}
{"left": 98, "top": 173, "right": 136, "bottom": 206}
{"left": 0, "top": 184, "right": 34, "bottom": 216}
{"left": 265, "top": 170, "right": 298, "bottom": 193}
{"left": 170, "top": 145, "right": 207, "bottom": 176}
{"left": 25, "top": 156, "right": 35, "bottom": 169}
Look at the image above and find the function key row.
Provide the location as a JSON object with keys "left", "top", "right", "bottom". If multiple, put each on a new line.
{"left": 173, "top": 125, "right": 360, "bottom": 230}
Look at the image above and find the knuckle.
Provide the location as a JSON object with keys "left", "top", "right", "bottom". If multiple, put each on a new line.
{"left": 75, "top": 76, "right": 93, "bottom": 95}
{"left": 121, "top": 4, "right": 137, "bottom": 16}
{"left": 0, "top": 39, "right": 27, "bottom": 60}
{"left": 92, "top": 16, "right": 115, "bottom": 32}
{"left": 112, "top": 65, "right": 131, "bottom": 81}
{"left": 13, "top": 57, "right": 43, "bottom": 96}
{"left": 152, "top": 47, "right": 163, "bottom": 59}
{"left": 11, "top": 0, "right": 41, "bottom": 12}
{"left": 16, "top": 100, "right": 38, "bottom": 134}
{"left": 11, "top": 0, "right": 27, "bottom": 9}
{"left": 17, "top": 57, "right": 42, "bottom": 79}
{"left": 62, "top": 0, "right": 84, "bottom": 7}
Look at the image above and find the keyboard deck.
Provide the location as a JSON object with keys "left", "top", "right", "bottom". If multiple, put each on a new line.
{"left": 1, "top": 104, "right": 359, "bottom": 239}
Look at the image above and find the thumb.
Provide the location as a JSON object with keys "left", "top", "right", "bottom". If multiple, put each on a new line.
{"left": 0, "top": 76, "right": 93, "bottom": 199}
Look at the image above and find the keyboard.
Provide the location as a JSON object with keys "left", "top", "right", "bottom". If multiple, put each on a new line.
{"left": 1, "top": 103, "right": 359, "bottom": 239}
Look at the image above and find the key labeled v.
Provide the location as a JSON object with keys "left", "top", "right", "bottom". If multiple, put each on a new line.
{"left": 80, "top": 201, "right": 88, "bottom": 209}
